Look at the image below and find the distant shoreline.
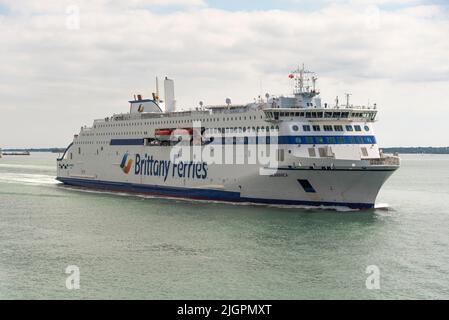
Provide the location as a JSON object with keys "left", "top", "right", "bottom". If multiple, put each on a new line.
{"left": 1, "top": 148, "right": 65, "bottom": 153}
{"left": 381, "top": 147, "right": 449, "bottom": 155}
{"left": 2, "top": 146, "right": 449, "bottom": 155}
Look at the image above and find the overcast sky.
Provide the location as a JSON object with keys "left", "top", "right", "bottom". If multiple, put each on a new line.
{"left": 1, "top": 0, "right": 448, "bottom": 148}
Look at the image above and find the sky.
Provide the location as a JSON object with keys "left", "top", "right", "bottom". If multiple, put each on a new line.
{"left": 1, "top": 0, "right": 448, "bottom": 148}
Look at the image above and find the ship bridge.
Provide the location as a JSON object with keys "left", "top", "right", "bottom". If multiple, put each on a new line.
{"left": 263, "top": 107, "right": 377, "bottom": 122}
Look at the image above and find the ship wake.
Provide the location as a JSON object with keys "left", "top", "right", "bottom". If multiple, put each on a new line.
{"left": 0, "top": 172, "right": 58, "bottom": 186}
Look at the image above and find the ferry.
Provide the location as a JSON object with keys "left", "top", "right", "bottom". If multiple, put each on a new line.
{"left": 56, "top": 66, "right": 400, "bottom": 209}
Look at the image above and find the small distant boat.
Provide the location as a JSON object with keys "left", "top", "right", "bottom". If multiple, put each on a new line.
{"left": 2, "top": 151, "right": 30, "bottom": 156}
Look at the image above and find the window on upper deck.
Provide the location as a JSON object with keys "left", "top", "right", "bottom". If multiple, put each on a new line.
{"left": 312, "top": 125, "right": 320, "bottom": 132}
{"left": 354, "top": 125, "right": 362, "bottom": 132}
{"left": 302, "top": 125, "right": 311, "bottom": 132}
{"left": 345, "top": 125, "right": 353, "bottom": 131}
{"left": 323, "top": 125, "right": 333, "bottom": 131}
{"left": 334, "top": 125, "right": 343, "bottom": 132}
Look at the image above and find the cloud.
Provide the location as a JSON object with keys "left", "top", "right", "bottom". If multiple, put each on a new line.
{"left": 0, "top": 1, "right": 448, "bottom": 147}
{"left": 0, "top": 0, "right": 205, "bottom": 14}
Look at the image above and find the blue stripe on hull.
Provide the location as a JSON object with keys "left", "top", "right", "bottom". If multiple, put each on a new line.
{"left": 109, "top": 135, "right": 376, "bottom": 146}
{"left": 56, "top": 177, "right": 374, "bottom": 209}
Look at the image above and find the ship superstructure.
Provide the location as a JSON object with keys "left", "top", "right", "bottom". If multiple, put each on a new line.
{"left": 56, "top": 66, "right": 399, "bottom": 209}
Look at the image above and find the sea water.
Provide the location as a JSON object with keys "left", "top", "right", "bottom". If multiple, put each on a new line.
{"left": 0, "top": 153, "right": 448, "bottom": 299}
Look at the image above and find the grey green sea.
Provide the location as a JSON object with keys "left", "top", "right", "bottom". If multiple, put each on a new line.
{"left": 0, "top": 152, "right": 448, "bottom": 299}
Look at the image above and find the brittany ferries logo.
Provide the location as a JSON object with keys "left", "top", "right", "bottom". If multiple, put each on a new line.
{"left": 119, "top": 152, "right": 208, "bottom": 181}
{"left": 120, "top": 153, "right": 133, "bottom": 174}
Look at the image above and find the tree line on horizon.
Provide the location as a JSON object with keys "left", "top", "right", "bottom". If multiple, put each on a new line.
{"left": 382, "top": 147, "right": 449, "bottom": 154}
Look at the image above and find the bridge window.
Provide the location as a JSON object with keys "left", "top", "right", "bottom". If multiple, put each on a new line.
{"left": 334, "top": 125, "right": 343, "bottom": 131}
{"left": 315, "top": 136, "right": 324, "bottom": 144}
{"left": 354, "top": 125, "right": 362, "bottom": 132}
{"left": 312, "top": 125, "right": 320, "bottom": 131}
{"left": 305, "top": 137, "right": 314, "bottom": 144}
{"left": 345, "top": 125, "right": 353, "bottom": 131}
{"left": 365, "top": 136, "right": 375, "bottom": 144}
{"left": 333, "top": 112, "right": 341, "bottom": 118}
{"left": 323, "top": 125, "right": 333, "bottom": 131}
{"left": 303, "top": 125, "right": 311, "bottom": 132}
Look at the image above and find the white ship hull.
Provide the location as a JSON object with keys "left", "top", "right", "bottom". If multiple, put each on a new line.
{"left": 56, "top": 145, "right": 397, "bottom": 209}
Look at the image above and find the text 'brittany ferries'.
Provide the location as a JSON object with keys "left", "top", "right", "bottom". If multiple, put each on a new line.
{"left": 134, "top": 154, "right": 208, "bottom": 181}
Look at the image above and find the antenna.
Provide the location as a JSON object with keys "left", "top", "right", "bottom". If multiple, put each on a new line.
{"left": 225, "top": 98, "right": 231, "bottom": 107}
{"left": 199, "top": 101, "right": 204, "bottom": 109}
{"left": 155, "top": 77, "right": 159, "bottom": 101}
{"left": 290, "top": 63, "right": 318, "bottom": 96}
{"left": 335, "top": 96, "right": 339, "bottom": 107}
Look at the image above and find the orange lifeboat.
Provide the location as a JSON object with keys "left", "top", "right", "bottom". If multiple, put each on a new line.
{"left": 155, "top": 128, "right": 172, "bottom": 136}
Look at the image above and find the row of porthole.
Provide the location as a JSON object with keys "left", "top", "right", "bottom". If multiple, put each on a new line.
{"left": 291, "top": 124, "right": 370, "bottom": 132}
{"left": 98, "top": 114, "right": 263, "bottom": 128}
